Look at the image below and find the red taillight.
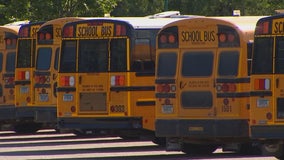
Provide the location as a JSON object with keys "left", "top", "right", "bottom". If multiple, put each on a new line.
{"left": 115, "top": 24, "right": 126, "bottom": 36}
{"left": 218, "top": 83, "right": 236, "bottom": 92}
{"left": 111, "top": 75, "right": 125, "bottom": 86}
{"left": 18, "top": 71, "right": 25, "bottom": 80}
{"left": 156, "top": 84, "right": 171, "bottom": 93}
{"left": 254, "top": 78, "right": 270, "bottom": 90}
{"left": 36, "top": 75, "right": 47, "bottom": 84}
{"left": 63, "top": 25, "right": 74, "bottom": 37}
{"left": 266, "top": 112, "right": 272, "bottom": 120}
{"left": 60, "top": 76, "right": 75, "bottom": 86}
{"left": 159, "top": 34, "right": 177, "bottom": 44}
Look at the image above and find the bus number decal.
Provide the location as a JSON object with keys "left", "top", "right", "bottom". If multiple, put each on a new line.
{"left": 76, "top": 23, "right": 114, "bottom": 38}
{"left": 222, "top": 105, "right": 232, "bottom": 112}
{"left": 272, "top": 18, "right": 284, "bottom": 34}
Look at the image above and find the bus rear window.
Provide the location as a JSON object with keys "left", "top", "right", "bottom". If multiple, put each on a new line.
{"left": 78, "top": 40, "right": 108, "bottom": 73}
{"left": 157, "top": 52, "right": 177, "bottom": 77}
{"left": 182, "top": 51, "right": 213, "bottom": 77}
{"left": 110, "top": 39, "right": 127, "bottom": 72}
{"left": 275, "top": 37, "right": 284, "bottom": 74}
{"left": 6, "top": 52, "right": 15, "bottom": 72}
{"left": 60, "top": 41, "right": 76, "bottom": 73}
{"left": 218, "top": 51, "right": 239, "bottom": 76}
{"left": 17, "top": 39, "right": 31, "bottom": 68}
{"left": 36, "top": 47, "right": 52, "bottom": 70}
{"left": 252, "top": 37, "right": 273, "bottom": 74}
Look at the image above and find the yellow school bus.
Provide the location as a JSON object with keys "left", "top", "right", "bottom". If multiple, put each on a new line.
{"left": 0, "top": 25, "right": 20, "bottom": 130}
{"left": 155, "top": 16, "right": 264, "bottom": 154}
{"left": 251, "top": 14, "right": 284, "bottom": 158}
{"left": 15, "top": 17, "right": 87, "bottom": 133}
{"left": 57, "top": 16, "right": 191, "bottom": 139}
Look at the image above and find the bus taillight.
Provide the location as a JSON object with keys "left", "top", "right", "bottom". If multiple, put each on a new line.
{"left": 159, "top": 34, "right": 176, "bottom": 44}
{"left": 254, "top": 78, "right": 270, "bottom": 90}
{"left": 115, "top": 24, "right": 126, "bottom": 36}
{"left": 60, "top": 76, "right": 75, "bottom": 87}
{"left": 63, "top": 25, "right": 74, "bottom": 37}
{"left": 35, "top": 75, "right": 47, "bottom": 84}
{"left": 111, "top": 75, "right": 125, "bottom": 86}
{"left": 19, "top": 26, "right": 29, "bottom": 37}
{"left": 156, "top": 84, "right": 171, "bottom": 93}
{"left": 18, "top": 71, "right": 29, "bottom": 80}
{"left": 217, "top": 83, "right": 236, "bottom": 92}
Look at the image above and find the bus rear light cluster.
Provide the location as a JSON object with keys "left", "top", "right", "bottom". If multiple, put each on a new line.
{"left": 159, "top": 34, "right": 176, "bottom": 44}
{"left": 60, "top": 76, "right": 75, "bottom": 87}
{"left": 115, "top": 24, "right": 126, "bottom": 36}
{"left": 216, "top": 83, "right": 236, "bottom": 92}
{"left": 157, "top": 84, "right": 176, "bottom": 93}
{"left": 39, "top": 32, "right": 52, "bottom": 40}
{"left": 256, "top": 21, "right": 269, "bottom": 34}
{"left": 35, "top": 75, "right": 49, "bottom": 84}
{"left": 5, "top": 38, "right": 17, "bottom": 46}
{"left": 19, "top": 26, "right": 29, "bottom": 37}
{"left": 63, "top": 25, "right": 74, "bottom": 37}
{"left": 110, "top": 75, "right": 125, "bottom": 86}
{"left": 254, "top": 78, "right": 270, "bottom": 90}
{"left": 5, "top": 77, "right": 14, "bottom": 84}
{"left": 17, "top": 71, "right": 30, "bottom": 80}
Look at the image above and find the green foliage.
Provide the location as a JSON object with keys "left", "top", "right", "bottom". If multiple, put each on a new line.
{"left": 1, "top": 0, "right": 284, "bottom": 24}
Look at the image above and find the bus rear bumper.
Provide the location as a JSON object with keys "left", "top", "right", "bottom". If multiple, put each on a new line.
{"left": 155, "top": 119, "right": 249, "bottom": 138}
{"left": 15, "top": 106, "right": 57, "bottom": 123}
{"left": 58, "top": 117, "right": 142, "bottom": 130}
{"left": 251, "top": 125, "right": 284, "bottom": 139}
{"left": 0, "top": 105, "right": 16, "bottom": 121}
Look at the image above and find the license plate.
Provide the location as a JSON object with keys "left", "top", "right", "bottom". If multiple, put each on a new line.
{"left": 162, "top": 105, "right": 173, "bottom": 114}
{"left": 257, "top": 98, "right": 269, "bottom": 107}
{"left": 39, "top": 94, "right": 49, "bottom": 102}
{"left": 20, "top": 86, "right": 29, "bottom": 94}
{"left": 63, "top": 94, "right": 73, "bottom": 101}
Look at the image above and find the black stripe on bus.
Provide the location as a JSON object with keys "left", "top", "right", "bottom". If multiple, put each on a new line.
{"left": 4, "top": 84, "right": 14, "bottom": 88}
{"left": 136, "top": 100, "right": 155, "bottom": 106}
{"left": 14, "top": 80, "right": 31, "bottom": 85}
{"left": 3, "top": 73, "right": 14, "bottom": 77}
{"left": 155, "top": 79, "right": 175, "bottom": 84}
{"left": 135, "top": 72, "right": 155, "bottom": 77}
{"left": 250, "top": 91, "right": 272, "bottom": 97}
{"left": 34, "top": 71, "right": 51, "bottom": 76}
{"left": 110, "top": 86, "right": 155, "bottom": 92}
{"left": 216, "top": 78, "right": 250, "bottom": 83}
{"left": 34, "top": 84, "right": 51, "bottom": 88}
{"left": 57, "top": 87, "right": 76, "bottom": 92}
{"left": 156, "top": 93, "right": 176, "bottom": 98}
{"left": 217, "top": 92, "right": 250, "bottom": 98}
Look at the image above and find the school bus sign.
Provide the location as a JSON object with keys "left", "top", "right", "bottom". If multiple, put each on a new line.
{"left": 76, "top": 23, "right": 114, "bottom": 38}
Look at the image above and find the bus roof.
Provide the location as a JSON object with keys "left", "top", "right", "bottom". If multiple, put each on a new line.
{"left": 63, "top": 16, "right": 201, "bottom": 30}
{"left": 160, "top": 16, "right": 266, "bottom": 41}
{"left": 0, "top": 25, "right": 21, "bottom": 34}
{"left": 39, "top": 17, "right": 95, "bottom": 28}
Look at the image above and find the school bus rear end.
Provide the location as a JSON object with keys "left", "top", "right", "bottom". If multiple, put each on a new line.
{"left": 0, "top": 26, "right": 20, "bottom": 130}
{"left": 155, "top": 17, "right": 262, "bottom": 154}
